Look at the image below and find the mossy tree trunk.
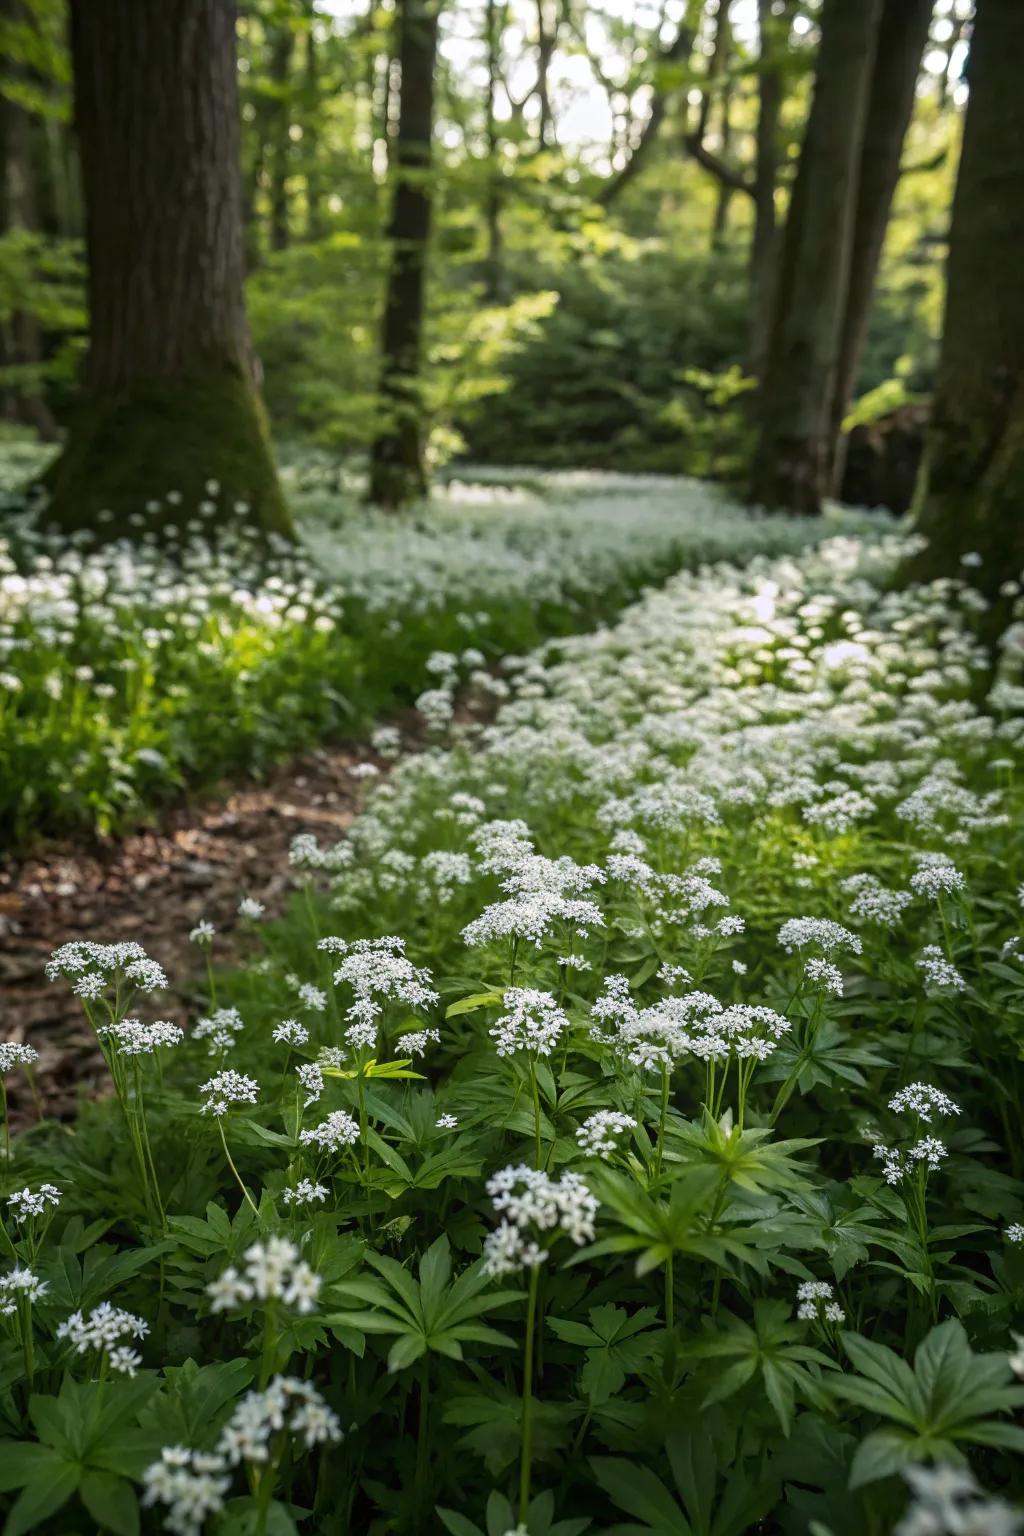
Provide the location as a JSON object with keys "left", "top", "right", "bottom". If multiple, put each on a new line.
{"left": 748, "top": 0, "right": 882, "bottom": 515}
{"left": 908, "top": 0, "right": 1024, "bottom": 601}
{"left": 367, "top": 0, "right": 439, "bottom": 510}
{"left": 46, "top": 0, "right": 292, "bottom": 539}
{"left": 825, "top": 0, "right": 932, "bottom": 495}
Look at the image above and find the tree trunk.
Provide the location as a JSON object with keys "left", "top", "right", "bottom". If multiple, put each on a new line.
{"left": 825, "top": 0, "right": 932, "bottom": 494}
{"left": 908, "top": 0, "right": 1024, "bottom": 600}
{"left": 483, "top": 0, "right": 504, "bottom": 299}
{"left": 268, "top": 21, "right": 293, "bottom": 253}
{"left": 46, "top": 0, "right": 291, "bottom": 537}
{"left": 304, "top": 4, "right": 323, "bottom": 240}
{"left": 748, "top": 0, "right": 882, "bottom": 515}
{"left": 367, "top": 0, "right": 439, "bottom": 509}
{"left": 747, "top": 0, "right": 785, "bottom": 376}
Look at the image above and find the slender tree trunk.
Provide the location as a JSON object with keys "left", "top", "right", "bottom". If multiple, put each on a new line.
{"left": 709, "top": 7, "right": 733, "bottom": 253}
{"left": 305, "top": 5, "right": 323, "bottom": 239}
{"left": 747, "top": 0, "right": 784, "bottom": 376}
{"left": 483, "top": 0, "right": 504, "bottom": 299}
{"left": 535, "top": 0, "right": 553, "bottom": 151}
{"left": 368, "top": 0, "right": 439, "bottom": 509}
{"left": 908, "top": 0, "right": 1024, "bottom": 601}
{"left": 268, "top": 21, "right": 293, "bottom": 253}
{"left": 825, "top": 0, "right": 932, "bottom": 494}
{"left": 0, "top": 0, "right": 58, "bottom": 439}
{"left": 749, "top": 0, "right": 882, "bottom": 514}
{"left": 45, "top": 0, "right": 291, "bottom": 537}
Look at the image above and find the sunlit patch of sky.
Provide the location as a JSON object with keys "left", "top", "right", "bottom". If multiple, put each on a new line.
{"left": 316, "top": 0, "right": 971, "bottom": 167}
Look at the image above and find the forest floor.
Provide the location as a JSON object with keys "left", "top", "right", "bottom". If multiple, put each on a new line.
{"left": 0, "top": 735, "right": 388, "bottom": 1125}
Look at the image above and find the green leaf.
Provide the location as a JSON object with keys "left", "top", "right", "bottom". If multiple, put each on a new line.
{"left": 445, "top": 992, "right": 504, "bottom": 1018}
{"left": 4, "top": 1459, "right": 81, "bottom": 1536}
{"left": 79, "top": 1471, "right": 139, "bottom": 1536}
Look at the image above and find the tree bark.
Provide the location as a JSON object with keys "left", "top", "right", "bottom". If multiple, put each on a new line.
{"left": 367, "top": 0, "right": 439, "bottom": 509}
{"left": 268, "top": 20, "right": 293, "bottom": 253}
{"left": 825, "top": 0, "right": 933, "bottom": 494}
{"left": 46, "top": 0, "right": 291, "bottom": 537}
{"left": 908, "top": 0, "right": 1024, "bottom": 601}
{"left": 0, "top": 0, "right": 59, "bottom": 438}
{"left": 747, "top": 0, "right": 785, "bottom": 375}
{"left": 749, "top": 0, "right": 882, "bottom": 515}
{"left": 482, "top": 0, "right": 505, "bottom": 299}
{"left": 304, "top": 4, "right": 323, "bottom": 239}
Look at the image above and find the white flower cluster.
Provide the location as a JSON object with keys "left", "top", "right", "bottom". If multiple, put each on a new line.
{"left": 57, "top": 1301, "right": 149, "bottom": 1375}
{"left": 198, "top": 1070, "right": 259, "bottom": 1116}
{"left": 795, "top": 1280, "right": 845, "bottom": 1324}
{"left": 97, "top": 1018, "right": 183, "bottom": 1055}
{"left": 318, "top": 935, "right": 438, "bottom": 1052}
{"left": 916, "top": 946, "right": 966, "bottom": 991}
{"left": 299, "top": 1108, "right": 360, "bottom": 1153}
{"left": 192, "top": 1007, "right": 245, "bottom": 1055}
{"left": 0, "top": 1266, "right": 48, "bottom": 1316}
{"left": 888, "top": 1083, "right": 961, "bottom": 1124}
{"left": 777, "top": 918, "right": 862, "bottom": 958}
{"left": 462, "top": 834, "right": 606, "bottom": 950}
{"left": 895, "top": 1465, "right": 1022, "bottom": 1536}
{"left": 142, "top": 1377, "right": 341, "bottom": 1534}
{"left": 576, "top": 1110, "right": 637, "bottom": 1157}
{"left": 842, "top": 873, "right": 913, "bottom": 928}
{"left": 206, "top": 1238, "right": 322, "bottom": 1315}
{"left": 590, "top": 976, "right": 789, "bottom": 1072}
{"left": 490, "top": 988, "right": 570, "bottom": 1057}
{"left": 272, "top": 1018, "right": 309, "bottom": 1046}
{"left": 6, "top": 1183, "right": 61, "bottom": 1221}
{"left": 482, "top": 1164, "right": 598, "bottom": 1277}
{"left": 282, "top": 1179, "right": 329, "bottom": 1207}
{"left": 873, "top": 1137, "right": 949, "bottom": 1185}
{"left": 0, "top": 1041, "right": 38, "bottom": 1074}
{"left": 46, "top": 939, "right": 167, "bottom": 993}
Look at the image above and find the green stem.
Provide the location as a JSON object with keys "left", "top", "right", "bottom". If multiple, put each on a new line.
{"left": 1, "top": 1078, "right": 8, "bottom": 1166}
{"left": 529, "top": 1060, "right": 542, "bottom": 1169}
{"left": 654, "top": 1065, "right": 670, "bottom": 1180}
{"left": 519, "top": 1265, "right": 540, "bottom": 1522}
{"left": 219, "top": 1120, "right": 260, "bottom": 1218}
{"left": 415, "top": 1358, "right": 431, "bottom": 1524}
{"left": 665, "top": 1252, "right": 674, "bottom": 1332}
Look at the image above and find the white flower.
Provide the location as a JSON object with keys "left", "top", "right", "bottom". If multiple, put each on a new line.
{"left": 237, "top": 898, "right": 265, "bottom": 920}
{"left": 192, "top": 1008, "right": 244, "bottom": 1055}
{"left": 273, "top": 1018, "right": 309, "bottom": 1046}
{"left": 576, "top": 1110, "right": 637, "bottom": 1157}
{"left": 482, "top": 1165, "right": 598, "bottom": 1277}
{"left": 217, "top": 1376, "right": 341, "bottom": 1465}
{"left": 299, "top": 1109, "right": 360, "bottom": 1153}
{"left": 1005, "top": 1223, "right": 1024, "bottom": 1243}
{"left": 296, "top": 1062, "right": 324, "bottom": 1106}
{"left": 777, "top": 917, "right": 862, "bottom": 957}
{"left": 909, "top": 863, "right": 966, "bottom": 900}
{"left": 888, "top": 1083, "right": 961, "bottom": 1123}
{"left": 97, "top": 1018, "right": 183, "bottom": 1055}
{"left": 282, "top": 1179, "right": 329, "bottom": 1207}
{"left": 915, "top": 946, "right": 965, "bottom": 991}
{"left": 435, "top": 1113, "right": 458, "bottom": 1130}
{"left": 142, "top": 1446, "right": 231, "bottom": 1536}
{"left": 57, "top": 1301, "right": 149, "bottom": 1359}
{"left": 490, "top": 988, "right": 569, "bottom": 1057}
{"left": 804, "top": 958, "right": 843, "bottom": 995}
{"left": 795, "top": 1279, "right": 844, "bottom": 1324}
{"left": 6, "top": 1184, "right": 61, "bottom": 1222}
{"left": 199, "top": 1070, "right": 259, "bottom": 1117}
{"left": 207, "top": 1240, "right": 322, "bottom": 1315}
{"left": 189, "top": 921, "right": 216, "bottom": 945}
{"left": 0, "top": 1266, "right": 48, "bottom": 1316}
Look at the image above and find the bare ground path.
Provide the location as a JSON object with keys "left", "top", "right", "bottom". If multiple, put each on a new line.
{"left": 0, "top": 737, "right": 390, "bottom": 1124}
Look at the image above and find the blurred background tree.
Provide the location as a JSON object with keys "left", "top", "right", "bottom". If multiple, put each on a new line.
{"left": 0, "top": 0, "right": 976, "bottom": 520}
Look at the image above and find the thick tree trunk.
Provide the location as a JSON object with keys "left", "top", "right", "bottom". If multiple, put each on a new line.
{"left": 749, "top": 0, "right": 882, "bottom": 515}
{"left": 46, "top": 0, "right": 291, "bottom": 537}
{"left": 747, "top": 0, "right": 784, "bottom": 377}
{"left": 908, "top": 0, "right": 1024, "bottom": 601}
{"left": 825, "top": 0, "right": 932, "bottom": 494}
{"left": 367, "top": 0, "right": 439, "bottom": 509}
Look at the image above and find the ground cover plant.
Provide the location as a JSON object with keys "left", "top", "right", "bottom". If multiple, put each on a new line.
{"left": 0, "top": 462, "right": 840, "bottom": 846}
{"left": 3, "top": 525, "right": 1024, "bottom": 1534}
